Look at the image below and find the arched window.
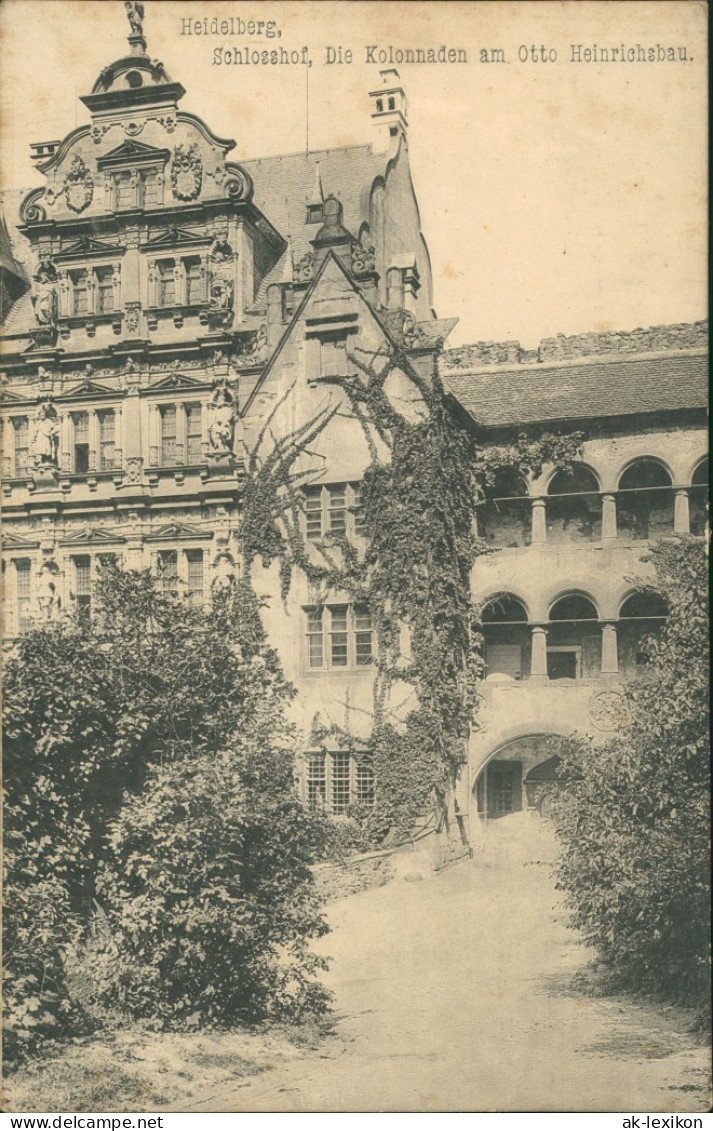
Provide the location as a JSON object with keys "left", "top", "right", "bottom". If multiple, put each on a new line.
{"left": 617, "top": 459, "right": 674, "bottom": 540}
{"left": 480, "top": 594, "right": 530, "bottom": 680}
{"left": 477, "top": 470, "right": 530, "bottom": 549}
{"left": 618, "top": 590, "right": 668, "bottom": 674}
{"left": 547, "top": 594, "right": 600, "bottom": 679}
{"left": 547, "top": 466, "right": 601, "bottom": 543}
{"left": 690, "top": 457, "right": 709, "bottom": 537}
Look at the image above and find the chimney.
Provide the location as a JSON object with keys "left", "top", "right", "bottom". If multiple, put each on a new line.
{"left": 369, "top": 69, "right": 407, "bottom": 156}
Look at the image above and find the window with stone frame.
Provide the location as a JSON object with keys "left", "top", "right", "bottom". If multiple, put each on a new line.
{"left": 14, "top": 558, "right": 32, "bottom": 634}
{"left": 72, "top": 555, "right": 92, "bottom": 620}
{"left": 305, "top": 751, "right": 375, "bottom": 813}
{"left": 159, "top": 404, "right": 177, "bottom": 466}
{"left": 73, "top": 412, "right": 90, "bottom": 474}
{"left": 304, "top": 603, "right": 373, "bottom": 670}
{"left": 185, "top": 403, "right": 203, "bottom": 464}
{"left": 303, "top": 482, "right": 366, "bottom": 540}
{"left": 95, "top": 265, "right": 115, "bottom": 313}
{"left": 13, "top": 417, "right": 29, "bottom": 477}
{"left": 184, "top": 257, "right": 203, "bottom": 305}
{"left": 185, "top": 549, "right": 204, "bottom": 606}
{"left": 71, "top": 269, "right": 90, "bottom": 316}
{"left": 98, "top": 410, "right": 116, "bottom": 471}
{"left": 157, "top": 259, "right": 176, "bottom": 307}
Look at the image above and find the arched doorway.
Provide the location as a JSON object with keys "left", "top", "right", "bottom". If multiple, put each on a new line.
{"left": 474, "top": 735, "right": 562, "bottom": 822}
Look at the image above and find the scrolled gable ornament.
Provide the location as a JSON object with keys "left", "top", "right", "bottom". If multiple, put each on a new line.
{"left": 170, "top": 144, "right": 202, "bottom": 201}
{"left": 64, "top": 155, "right": 94, "bottom": 214}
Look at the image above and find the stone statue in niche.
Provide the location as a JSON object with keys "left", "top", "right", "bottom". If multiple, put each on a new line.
{"left": 37, "top": 560, "right": 60, "bottom": 617}
{"left": 211, "top": 549, "right": 238, "bottom": 592}
{"left": 30, "top": 400, "right": 60, "bottom": 469}
{"left": 31, "top": 254, "right": 58, "bottom": 326}
{"left": 209, "top": 277, "right": 233, "bottom": 312}
{"left": 125, "top": 0, "right": 144, "bottom": 35}
{"left": 207, "top": 380, "right": 236, "bottom": 456}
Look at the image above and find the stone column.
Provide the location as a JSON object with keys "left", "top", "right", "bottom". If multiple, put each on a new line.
{"left": 601, "top": 622, "right": 619, "bottom": 675}
{"left": 3, "top": 418, "right": 14, "bottom": 478}
{"left": 88, "top": 411, "right": 99, "bottom": 471}
{"left": 176, "top": 402, "right": 187, "bottom": 466}
{"left": 59, "top": 413, "right": 72, "bottom": 473}
{"left": 148, "top": 404, "right": 160, "bottom": 467}
{"left": 674, "top": 489, "right": 690, "bottom": 535}
{"left": 531, "top": 624, "right": 548, "bottom": 678}
{"left": 531, "top": 497, "right": 547, "bottom": 545}
{"left": 601, "top": 493, "right": 617, "bottom": 541}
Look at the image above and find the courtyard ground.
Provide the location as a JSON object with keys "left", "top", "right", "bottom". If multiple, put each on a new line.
{"left": 5, "top": 815, "right": 710, "bottom": 1113}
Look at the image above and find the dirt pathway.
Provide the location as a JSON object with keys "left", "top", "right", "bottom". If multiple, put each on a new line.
{"left": 176, "top": 817, "right": 711, "bottom": 1113}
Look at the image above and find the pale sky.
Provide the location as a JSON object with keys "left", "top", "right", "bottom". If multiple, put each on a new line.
{"left": 0, "top": 0, "right": 707, "bottom": 348}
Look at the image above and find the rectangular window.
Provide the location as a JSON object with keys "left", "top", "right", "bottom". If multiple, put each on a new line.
{"left": 303, "top": 752, "right": 376, "bottom": 813}
{"left": 158, "top": 260, "right": 176, "bottom": 307}
{"left": 352, "top": 483, "right": 366, "bottom": 536}
{"left": 331, "top": 753, "right": 351, "bottom": 814}
{"left": 98, "top": 410, "right": 115, "bottom": 471}
{"left": 184, "top": 257, "right": 203, "bottom": 305}
{"left": 15, "top": 559, "right": 31, "bottom": 634}
{"left": 13, "top": 417, "right": 29, "bottom": 477}
{"left": 73, "top": 555, "right": 91, "bottom": 620}
{"left": 329, "top": 605, "right": 349, "bottom": 667}
{"left": 355, "top": 757, "right": 376, "bottom": 806}
{"left": 186, "top": 549, "right": 203, "bottom": 606}
{"left": 72, "top": 270, "right": 90, "bottom": 316}
{"left": 327, "top": 485, "right": 347, "bottom": 536}
{"left": 95, "top": 266, "right": 114, "bottom": 314}
{"left": 304, "top": 487, "right": 323, "bottom": 540}
{"left": 306, "top": 607, "right": 324, "bottom": 668}
{"left": 354, "top": 605, "right": 373, "bottom": 666}
{"left": 142, "top": 171, "right": 161, "bottom": 206}
{"left": 158, "top": 549, "right": 179, "bottom": 592}
{"left": 306, "top": 604, "right": 373, "bottom": 670}
{"left": 185, "top": 404, "right": 203, "bottom": 464}
{"left": 73, "top": 412, "right": 90, "bottom": 474}
{"left": 306, "top": 753, "right": 327, "bottom": 809}
{"left": 320, "top": 333, "right": 349, "bottom": 378}
{"left": 304, "top": 482, "right": 365, "bottom": 541}
{"left": 160, "top": 405, "right": 177, "bottom": 466}
{"left": 116, "top": 172, "right": 134, "bottom": 209}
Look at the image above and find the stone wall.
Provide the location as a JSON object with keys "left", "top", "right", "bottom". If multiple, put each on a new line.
{"left": 443, "top": 320, "right": 708, "bottom": 370}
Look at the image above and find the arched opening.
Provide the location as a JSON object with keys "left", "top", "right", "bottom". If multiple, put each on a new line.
{"left": 690, "top": 457, "right": 709, "bottom": 537}
{"left": 125, "top": 70, "right": 144, "bottom": 89}
{"left": 480, "top": 594, "right": 530, "bottom": 680}
{"left": 618, "top": 590, "right": 668, "bottom": 674}
{"left": 547, "top": 465, "right": 601, "bottom": 543}
{"left": 547, "top": 593, "right": 600, "bottom": 679}
{"left": 477, "top": 470, "right": 531, "bottom": 549}
{"left": 617, "top": 459, "right": 674, "bottom": 540}
{"left": 474, "top": 735, "right": 561, "bottom": 821}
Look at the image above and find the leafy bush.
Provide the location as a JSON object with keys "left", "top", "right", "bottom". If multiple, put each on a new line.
{"left": 93, "top": 751, "right": 330, "bottom": 1025}
{"left": 3, "top": 567, "right": 331, "bottom": 1057}
{"left": 549, "top": 538, "right": 710, "bottom": 1005}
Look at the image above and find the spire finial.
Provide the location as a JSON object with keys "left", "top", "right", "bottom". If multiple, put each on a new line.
{"left": 124, "top": 1, "right": 147, "bottom": 55}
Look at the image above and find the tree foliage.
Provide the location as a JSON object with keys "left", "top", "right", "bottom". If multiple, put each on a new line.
{"left": 3, "top": 567, "right": 330, "bottom": 1059}
{"left": 549, "top": 538, "right": 710, "bottom": 1005}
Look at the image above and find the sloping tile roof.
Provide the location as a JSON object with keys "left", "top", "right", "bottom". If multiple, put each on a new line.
{"left": 443, "top": 351, "right": 708, "bottom": 428}
{"left": 242, "top": 143, "right": 384, "bottom": 264}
